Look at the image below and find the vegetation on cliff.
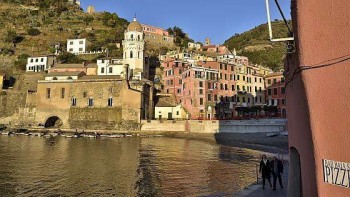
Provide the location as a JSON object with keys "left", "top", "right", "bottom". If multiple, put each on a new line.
{"left": 224, "top": 20, "right": 292, "bottom": 70}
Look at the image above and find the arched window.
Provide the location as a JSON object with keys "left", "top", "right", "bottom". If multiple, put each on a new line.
{"left": 131, "top": 34, "right": 134, "bottom": 39}
{"left": 138, "top": 35, "right": 140, "bottom": 40}
{"left": 71, "top": 97, "right": 77, "bottom": 106}
{"left": 130, "top": 51, "right": 133, "bottom": 58}
{"left": 67, "top": 77, "right": 73, "bottom": 80}
{"left": 53, "top": 77, "right": 58, "bottom": 80}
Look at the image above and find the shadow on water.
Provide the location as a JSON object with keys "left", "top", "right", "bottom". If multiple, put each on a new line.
{"left": 136, "top": 144, "right": 163, "bottom": 197}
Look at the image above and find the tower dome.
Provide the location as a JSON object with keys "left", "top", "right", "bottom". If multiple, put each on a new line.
{"left": 127, "top": 17, "right": 143, "bottom": 32}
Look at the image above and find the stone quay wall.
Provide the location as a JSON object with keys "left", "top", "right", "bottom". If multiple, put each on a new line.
{"left": 141, "top": 119, "right": 287, "bottom": 134}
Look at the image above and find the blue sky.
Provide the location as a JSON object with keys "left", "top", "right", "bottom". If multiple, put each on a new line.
{"left": 80, "top": 0, "right": 291, "bottom": 44}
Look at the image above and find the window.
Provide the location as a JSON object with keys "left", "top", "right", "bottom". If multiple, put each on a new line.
{"left": 231, "top": 85, "right": 235, "bottom": 91}
{"left": 224, "top": 64, "right": 227, "bottom": 70}
{"left": 259, "top": 87, "right": 262, "bottom": 92}
{"left": 268, "top": 79, "right": 271, "bottom": 84}
{"left": 237, "top": 75, "right": 240, "bottom": 80}
{"left": 130, "top": 51, "right": 133, "bottom": 58}
{"left": 41, "top": 58, "right": 44, "bottom": 62}
{"left": 101, "top": 67, "right": 105, "bottom": 73}
{"left": 220, "top": 73, "right": 222, "bottom": 79}
{"left": 109, "top": 67, "right": 113, "bottom": 73}
{"left": 199, "top": 89, "right": 203, "bottom": 94}
{"left": 225, "top": 84, "right": 228, "bottom": 90}
{"left": 281, "top": 77, "right": 285, "bottom": 83}
{"left": 30, "top": 59, "right": 33, "bottom": 63}
{"left": 268, "top": 89, "right": 272, "bottom": 95}
{"left": 208, "top": 82, "right": 211, "bottom": 89}
{"left": 237, "top": 85, "right": 240, "bottom": 91}
{"left": 88, "top": 98, "right": 94, "bottom": 107}
{"left": 70, "top": 41, "right": 73, "bottom": 45}
{"left": 237, "top": 97, "right": 240, "bottom": 102}
{"left": 176, "top": 111, "right": 179, "bottom": 115}
{"left": 274, "top": 88, "right": 278, "bottom": 95}
{"left": 79, "top": 48, "right": 83, "bottom": 52}
{"left": 61, "top": 88, "right": 65, "bottom": 99}
{"left": 273, "top": 79, "right": 277, "bottom": 84}
{"left": 255, "top": 77, "right": 257, "bottom": 83}
{"left": 220, "top": 84, "right": 223, "bottom": 90}
{"left": 69, "top": 48, "right": 73, "bottom": 52}
{"left": 35, "top": 59, "right": 38, "bottom": 62}
{"left": 79, "top": 41, "right": 84, "bottom": 44}
{"left": 282, "top": 99, "right": 286, "bottom": 105}
{"left": 243, "top": 97, "right": 246, "bottom": 103}
{"left": 179, "top": 79, "right": 182, "bottom": 84}
{"left": 46, "top": 88, "right": 51, "bottom": 99}
{"left": 220, "top": 64, "right": 223, "bottom": 69}
{"left": 83, "top": 92, "right": 87, "bottom": 98}
{"left": 214, "top": 95, "right": 218, "bottom": 101}
{"left": 255, "top": 86, "right": 258, "bottom": 92}
{"left": 260, "top": 96, "right": 262, "bottom": 102}
{"left": 208, "top": 94, "right": 212, "bottom": 101}
{"left": 200, "top": 98, "right": 204, "bottom": 105}
{"left": 177, "top": 89, "right": 181, "bottom": 94}
{"left": 260, "top": 78, "right": 262, "bottom": 83}
{"left": 108, "top": 97, "right": 113, "bottom": 107}
{"left": 231, "top": 65, "right": 234, "bottom": 71}
{"left": 71, "top": 97, "right": 77, "bottom": 106}
{"left": 281, "top": 87, "right": 285, "bottom": 94}
{"left": 248, "top": 97, "right": 250, "bottom": 103}
{"left": 199, "top": 81, "right": 203, "bottom": 87}
{"left": 243, "top": 76, "right": 246, "bottom": 81}
{"left": 271, "top": 99, "right": 275, "bottom": 106}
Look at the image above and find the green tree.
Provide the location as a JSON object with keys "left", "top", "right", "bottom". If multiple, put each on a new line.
{"left": 57, "top": 52, "right": 84, "bottom": 64}
{"left": 14, "top": 54, "right": 30, "bottom": 70}
{"left": 27, "top": 27, "right": 41, "bottom": 36}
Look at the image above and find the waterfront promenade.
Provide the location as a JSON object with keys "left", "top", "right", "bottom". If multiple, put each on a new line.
{"left": 235, "top": 163, "right": 289, "bottom": 197}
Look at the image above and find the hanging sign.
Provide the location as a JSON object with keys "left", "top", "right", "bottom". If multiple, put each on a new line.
{"left": 323, "top": 159, "right": 350, "bottom": 188}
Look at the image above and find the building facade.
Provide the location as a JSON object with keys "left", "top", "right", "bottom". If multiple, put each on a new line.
{"left": 26, "top": 55, "right": 56, "bottom": 72}
{"left": 142, "top": 24, "right": 174, "bottom": 47}
{"left": 265, "top": 72, "right": 286, "bottom": 117}
{"left": 67, "top": 38, "right": 87, "bottom": 54}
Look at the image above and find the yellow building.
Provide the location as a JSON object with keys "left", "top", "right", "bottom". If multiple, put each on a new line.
{"left": 155, "top": 96, "right": 187, "bottom": 120}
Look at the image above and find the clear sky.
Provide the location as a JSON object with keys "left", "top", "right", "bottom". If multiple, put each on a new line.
{"left": 80, "top": 0, "right": 291, "bottom": 45}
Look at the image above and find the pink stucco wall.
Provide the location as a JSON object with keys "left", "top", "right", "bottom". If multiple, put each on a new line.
{"left": 288, "top": 0, "right": 350, "bottom": 196}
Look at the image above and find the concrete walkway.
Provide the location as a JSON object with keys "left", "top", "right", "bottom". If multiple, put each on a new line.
{"left": 234, "top": 163, "right": 289, "bottom": 197}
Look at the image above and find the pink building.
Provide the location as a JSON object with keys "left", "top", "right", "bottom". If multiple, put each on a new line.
{"left": 265, "top": 72, "right": 286, "bottom": 117}
{"left": 181, "top": 65, "right": 219, "bottom": 119}
{"left": 162, "top": 59, "right": 188, "bottom": 103}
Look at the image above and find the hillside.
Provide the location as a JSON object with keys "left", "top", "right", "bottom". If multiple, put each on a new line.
{"left": 0, "top": 1, "right": 128, "bottom": 69}
{"left": 224, "top": 20, "right": 292, "bottom": 70}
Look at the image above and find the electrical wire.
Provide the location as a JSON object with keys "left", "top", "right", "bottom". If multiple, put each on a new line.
{"left": 284, "top": 54, "right": 350, "bottom": 88}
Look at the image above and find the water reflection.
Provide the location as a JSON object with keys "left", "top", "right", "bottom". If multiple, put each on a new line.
{"left": 0, "top": 136, "right": 262, "bottom": 196}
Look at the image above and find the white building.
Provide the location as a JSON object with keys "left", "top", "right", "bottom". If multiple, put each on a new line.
{"left": 26, "top": 55, "right": 56, "bottom": 72}
{"left": 97, "top": 58, "right": 124, "bottom": 76}
{"left": 155, "top": 97, "right": 187, "bottom": 120}
{"left": 188, "top": 42, "right": 202, "bottom": 50}
{"left": 67, "top": 38, "right": 87, "bottom": 54}
{"left": 122, "top": 17, "right": 146, "bottom": 80}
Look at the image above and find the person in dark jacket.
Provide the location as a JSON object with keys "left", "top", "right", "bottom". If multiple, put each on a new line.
{"left": 271, "top": 156, "right": 284, "bottom": 190}
{"left": 259, "top": 155, "right": 272, "bottom": 189}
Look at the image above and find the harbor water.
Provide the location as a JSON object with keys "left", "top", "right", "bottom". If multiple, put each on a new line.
{"left": 0, "top": 135, "right": 263, "bottom": 196}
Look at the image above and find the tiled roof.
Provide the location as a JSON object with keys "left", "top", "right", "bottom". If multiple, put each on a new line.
{"left": 155, "top": 96, "right": 177, "bottom": 107}
{"left": 46, "top": 71, "right": 84, "bottom": 76}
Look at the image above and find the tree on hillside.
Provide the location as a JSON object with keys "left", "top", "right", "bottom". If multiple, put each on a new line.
{"left": 14, "top": 54, "right": 30, "bottom": 70}
{"left": 3, "top": 30, "right": 23, "bottom": 45}
{"left": 167, "top": 26, "right": 194, "bottom": 48}
{"left": 57, "top": 52, "right": 84, "bottom": 64}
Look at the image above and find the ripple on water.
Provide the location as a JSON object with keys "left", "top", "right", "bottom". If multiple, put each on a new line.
{"left": 0, "top": 135, "right": 262, "bottom": 196}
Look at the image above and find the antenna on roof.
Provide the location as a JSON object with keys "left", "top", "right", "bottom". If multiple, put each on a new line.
{"left": 133, "top": 13, "right": 137, "bottom": 21}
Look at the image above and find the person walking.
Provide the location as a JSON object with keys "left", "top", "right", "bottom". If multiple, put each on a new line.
{"left": 271, "top": 156, "right": 284, "bottom": 190}
{"left": 259, "top": 155, "right": 272, "bottom": 189}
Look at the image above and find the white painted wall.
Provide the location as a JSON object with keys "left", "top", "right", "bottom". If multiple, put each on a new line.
{"left": 97, "top": 59, "right": 124, "bottom": 76}
{"left": 26, "top": 56, "right": 48, "bottom": 72}
{"left": 155, "top": 105, "right": 187, "bottom": 120}
{"left": 67, "top": 38, "right": 86, "bottom": 54}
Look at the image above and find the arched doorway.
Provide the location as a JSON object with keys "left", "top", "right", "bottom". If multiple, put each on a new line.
{"left": 45, "top": 116, "right": 63, "bottom": 128}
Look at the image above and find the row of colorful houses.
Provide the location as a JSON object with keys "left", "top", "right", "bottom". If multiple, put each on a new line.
{"left": 160, "top": 53, "right": 286, "bottom": 120}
